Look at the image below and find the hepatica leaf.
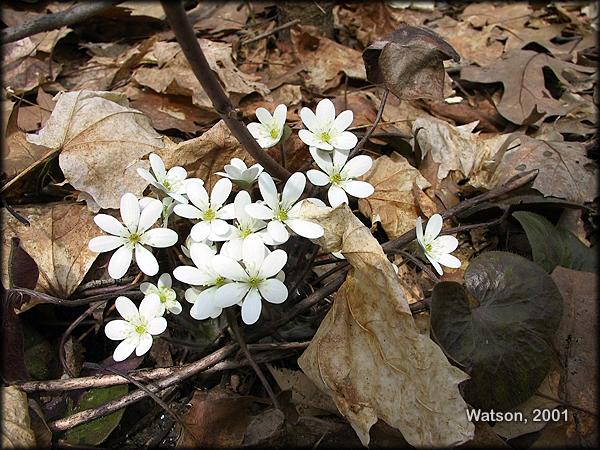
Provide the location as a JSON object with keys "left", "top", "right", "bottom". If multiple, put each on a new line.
{"left": 513, "top": 211, "right": 596, "bottom": 273}
{"left": 431, "top": 251, "right": 562, "bottom": 411}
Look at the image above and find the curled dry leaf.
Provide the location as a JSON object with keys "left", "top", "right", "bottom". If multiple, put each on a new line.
{"left": 358, "top": 152, "right": 436, "bottom": 239}
{"left": 156, "top": 120, "right": 255, "bottom": 193}
{"left": 1, "top": 386, "right": 37, "bottom": 448}
{"left": 363, "top": 25, "right": 460, "bottom": 101}
{"left": 1, "top": 203, "right": 99, "bottom": 302}
{"left": 460, "top": 50, "right": 596, "bottom": 125}
{"left": 26, "top": 90, "right": 163, "bottom": 210}
{"left": 297, "top": 203, "right": 474, "bottom": 447}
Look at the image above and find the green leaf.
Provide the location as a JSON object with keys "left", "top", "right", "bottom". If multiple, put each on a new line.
{"left": 431, "top": 251, "right": 562, "bottom": 411}
{"left": 513, "top": 211, "right": 596, "bottom": 273}
{"left": 63, "top": 385, "right": 128, "bottom": 446}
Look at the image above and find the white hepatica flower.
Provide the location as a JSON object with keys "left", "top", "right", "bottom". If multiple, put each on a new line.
{"left": 181, "top": 234, "right": 216, "bottom": 259}
{"left": 213, "top": 235, "right": 288, "bottom": 325}
{"left": 104, "top": 295, "right": 167, "bottom": 361}
{"left": 140, "top": 273, "right": 181, "bottom": 315}
{"left": 89, "top": 194, "right": 179, "bottom": 279}
{"left": 416, "top": 214, "right": 461, "bottom": 275}
{"left": 215, "top": 158, "right": 263, "bottom": 189}
{"left": 137, "top": 153, "right": 197, "bottom": 204}
{"left": 307, "top": 147, "right": 374, "bottom": 207}
{"left": 299, "top": 98, "right": 358, "bottom": 151}
{"left": 174, "top": 242, "right": 228, "bottom": 320}
{"left": 247, "top": 104, "right": 287, "bottom": 148}
{"left": 174, "top": 179, "right": 235, "bottom": 242}
{"left": 221, "top": 190, "right": 267, "bottom": 260}
{"left": 245, "top": 172, "right": 324, "bottom": 244}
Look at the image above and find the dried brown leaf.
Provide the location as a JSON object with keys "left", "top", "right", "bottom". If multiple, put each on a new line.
{"left": 26, "top": 90, "right": 163, "bottom": 210}
{"left": 0, "top": 386, "right": 37, "bottom": 448}
{"left": 1, "top": 203, "right": 100, "bottom": 301}
{"left": 298, "top": 204, "right": 474, "bottom": 447}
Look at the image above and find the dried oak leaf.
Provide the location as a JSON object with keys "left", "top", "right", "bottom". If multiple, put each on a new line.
{"left": 459, "top": 3, "right": 533, "bottom": 28}
{"left": 297, "top": 203, "right": 474, "bottom": 447}
{"left": 155, "top": 120, "right": 255, "bottom": 193}
{"left": 363, "top": 25, "right": 460, "bottom": 101}
{"left": 26, "top": 90, "right": 163, "bottom": 211}
{"left": 1, "top": 203, "right": 100, "bottom": 301}
{"left": 460, "top": 50, "right": 596, "bottom": 125}
{"left": 358, "top": 152, "right": 435, "bottom": 239}
{"left": 1, "top": 387, "right": 37, "bottom": 448}
{"left": 133, "top": 39, "right": 268, "bottom": 111}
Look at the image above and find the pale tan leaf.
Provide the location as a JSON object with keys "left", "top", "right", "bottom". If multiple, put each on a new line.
{"left": 1, "top": 203, "right": 99, "bottom": 301}
{"left": 298, "top": 203, "right": 474, "bottom": 447}
{"left": 26, "top": 90, "right": 163, "bottom": 210}
{"left": 1, "top": 386, "right": 37, "bottom": 448}
{"left": 358, "top": 152, "right": 435, "bottom": 239}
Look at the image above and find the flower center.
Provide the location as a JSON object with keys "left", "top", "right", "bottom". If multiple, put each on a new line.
{"left": 203, "top": 208, "right": 216, "bottom": 221}
{"left": 425, "top": 243, "right": 432, "bottom": 252}
{"left": 215, "top": 276, "right": 226, "bottom": 287}
{"left": 135, "top": 324, "right": 146, "bottom": 334}
{"left": 320, "top": 131, "right": 331, "bottom": 143}
{"left": 269, "top": 128, "right": 278, "bottom": 139}
{"left": 161, "top": 179, "right": 172, "bottom": 190}
{"left": 247, "top": 276, "right": 262, "bottom": 289}
{"left": 330, "top": 172, "right": 342, "bottom": 185}
{"left": 240, "top": 227, "right": 253, "bottom": 238}
{"left": 274, "top": 208, "right": 288, "bottom": 222}
{"left": 128, "top": 233, "right": 141, "bottom": 245}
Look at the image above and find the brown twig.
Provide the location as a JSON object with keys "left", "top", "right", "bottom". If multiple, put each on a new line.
{"left": 349, "top": 89, "right": 389, "bottom": 158}
{"left": 160, "top": 1, "right": 291, "bottom": 181}
{"left": 240, "top": 19, "right": 300, "bottom": 46}
{"left": 397, "top": 250, "right": 441, "bottom": 283}
{"left": 1, "top": 1, "right": 121, "bottom": 44}
{"left": 225, "top": 309, "right": 281, "bottom": 410}
{"left": 9, "top": 288, "right": 142, "bottom": 307}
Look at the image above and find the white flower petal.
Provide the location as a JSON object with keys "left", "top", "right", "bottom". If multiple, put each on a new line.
{"left": 174, "top": 204, "right": 201, "bottom": 220}
{"left": 258, "top": 173, "right": 279, "bottom": 210}
{"left": 309, "top": 147, "right": 334, "bottom": 173}
{"left": 149, "top": 153, "right": 166, "bottom": 177}
{"left": 416, "top": 217, "right": 424, "bottom": 244}
{"left": 137, "top": 198, "right": 162, "bottom": 234}
{"left": 242, "top": 234, "right": 266, "bottom": 272}
{"left": 307, "top": 169, "right": 330, "bottom": 186}
{"left": 89, "top": 235, "right": 124, "bottom": 253}
{"left": 273, "top": 104, "right": 287, "bottom": 127}
{"left": 135, "top": 333, "right": 153, "bottom": 356}
{"left": 300, "top": 107, "right": 319, "bottom": 133}
{"left": 437, "top": 253, "right": 461, "bottom": 269}
{"left": 241, "top": 289, "right": 262, "bottom": 325}
{"left": 286, "top": 218, "right": 324, "bottom": 239}
{"left": 333, "top": 109, "right": 353, "bottom": 133}
{"left": 342, "top": 180, "right": 374, "bottom": 199}
{"left": 234, "top": 190, "right": 251, "bottom": 221}
{"left": 316, "top": 98, "right": 335, "bottom": 126}
{"left": 113, "top": 337, "right": 138, "bottom": 361}
{"left": 255, "top": 107, "right": 273, "bottom": 125}
{"left": 137, "top": 167, "right": 157, "bottom": 184}
{"left": 174, "top": 266, "right": 212, "bottom": 286}
{"left": 94, "top": 214, "right": 127, "bottom": 236}
{"left": 167, "top": 166, "right": 187, "bottom": 181}
{"left": 328, "top": 185, "right": 348, "bottom": 208}
{"left": 213, "top": 255, "right": 249, "bottom": 281}
{"left": 135, "top": 245, "right": 158, "bottom": 276}
{"left": 267, "top": 220, "right": 289, "bottom": 244}
{"left": 158, "top": 273, "right": 172, "bottom": 288}
{"left": 104, "top": 320, "right": 133, "bottom": 340}
{"left": 189, "top": 242, "right": 216, "bottom": 267}
{"left": 330, "top": 131, "right": 357, "bottom": 150}
{"left": 139, "top": 294, "right": 162, "bottom": 320}
{"left": 190, "top": 221, "right": 211, "bottom": 242}
{"left": 426, "top": 253, "right": 444, "bottom": 276}
{"left": 190, "top": 287, "right": 220, "bottom": 320}
{"left": 342, "top": 155, "right": 372, "bottom": 178}
{"left": 282, "top": 172, "right": 305, "bottom": 208}
{"left": 115, "top": 296, "right": 138, "bottom": 321}
{"left": 143, "top": 228, "right": 178, "bottom": 249}
{"left": 247, "top": 122, "right": 266, "bottom": 141}
{"left": 218, "top": 203, "right": 235, "bottom": 220}
{"left": 299, "top": 129, "right": 331, "bottom": 150}
{"left": 245, "top": 203, "right": 274, "bottom": 220}
{"left": 215, "top": 282, "right": 250, "bottom": 308}
{"left": 433, "top": 235, "right": 459, "bottom": 254}
{"left": 424, "top": 214, "right": 443, "bottom": 242}
{"left": 186, "top": 181, "right": 209, "bottom": 210}
{"left": 140, "top": 282, "right": 153, "bottom": 295}
{"left": 108, "top": 246, "right": 133, "bottom": 279}
{"left": 147, "top": 317, "right": 167, "bottom": 334}
{"left": 222, "top": 238, "right": 243, "bottom": 261}
{"left": 210, "top": 178, "right": 232, "bottom": 208}
{"left": 120, "top": 193, "right": 140, "bottom": 233}
{"left": 259, "top": 279, "right": 288, "bottom": 304}
{"left": 259, "top": 249, "right": 287, "bottom": 279}
{"left": 332, "top": 148, "right": 350, "bottom": 168}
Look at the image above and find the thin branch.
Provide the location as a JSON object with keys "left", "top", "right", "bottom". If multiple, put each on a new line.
{"left": 240, "top": 19, "right": 300, "bottom": 46}
{"left": 349, "top": 89, "right": 389, "bottom": 158}
{"left": 9, "top": 288, "right": 142, "bottom": 307}
{"left": 397, "top": 250, "right": 440, "bottom": 283}
{"left": 226, "top": 310, "right": 281, "bottom": 410}
{"left": 1, "top": 1, "right": 121, "bottom": 44}
{"left": 160, "top": 1, "right": 291, "bottom": 181}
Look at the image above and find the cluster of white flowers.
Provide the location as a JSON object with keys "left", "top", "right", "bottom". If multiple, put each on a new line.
{"left": 90, "top": 98, "right": 459, "bottom": 362}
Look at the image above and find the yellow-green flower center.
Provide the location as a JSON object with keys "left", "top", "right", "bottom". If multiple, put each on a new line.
{"left": 215, "top": 276, "right": 226, "bottom": 287}
{"left": 161, "top": 179, "right": 171, "bottom": 190}
{"left": 270, "top": 128, "right": 278, "bottom": 138}
{"left": 203, "top": 208, "right": 216, "bottom": 221}
{"left": 247, "top": 276, "right": 261, "bottom": 289}
{"left": 274, "top": 209, "right": 288, "bottom": 221}
{"left": 135, "top": 324, "right": 146, "bottom": 334}
{"left": 320, "top": 131, "right": 331, "bottom": 142}
{"left": 330, "top": 173, "right": 342, "bottom": 185}
{"left": 128, "top": 233, "right": 141, "bottom": 245}
{"left": 240, "top": 227, "right": 252, "bottom": 238}
{"left": 425, "top": 243, "right": 432, "bottom": 252}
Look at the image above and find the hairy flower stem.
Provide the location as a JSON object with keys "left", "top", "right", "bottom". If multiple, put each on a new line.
{"left": 160, "top": 1, "right": 291, "bottom": 181}
{"left": 225, "top": 309, "right": 281, "bottom": 410}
